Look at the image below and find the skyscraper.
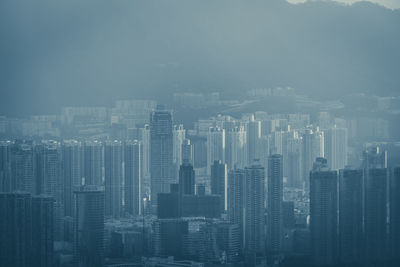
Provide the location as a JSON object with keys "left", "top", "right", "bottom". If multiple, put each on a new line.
{"left": 150, "top": 105, "right": 174, "bottom": 206}
{"left": 31, "top": 195, "right": 54, "bottom": 267}
{"left": 83, "top": 141, "right": 103, "bottom": 186}
{"left": 207, "top": 126, "right": 225, "bottom": 174}
{"left": 226, "top": 126, "right": 247, "bottom": 170}
{"left": 338, "top": 168, "right": 363, "bottom": 264}
{"left": 140, "top": 124, "right": 151, "bottom": 199}
{"left": 173, "top": 124, "right": 185, "bottom": 168}
{"left": 181, "top": 139, "right": 194, "bottom": 165}
{"left": 247, "top": 117, "right": 261, "bottom": 164}
{"left": 34, "top": 141, "right": 63, "bottom": 240}
{"left": 62, "top": 140, "right": 82, "bottom": 217}
{"left": 35, "top": 141, "right": 61, "bottom": 201}
{"left": 324, "top": 126, "right": 348, "bottom": 170}
{"left": 104, "top": 140, "right": 123, "bottom": 218}
{"left": 179, "top": 161, "right": 195, "bottom": 196}
{"left": 74, "top": 187, "right": 105, "bottom": 267}
{"left": 244, "top": 162, "right": 265, "bottom": 255}
{"left": 362, "top": 146, "right": 387, "bottom": 169}
{"left": 364, "top": 167, "right": 388, "bottom": 262}
{"left": 211, "top": 160, "right": 228, "bottom": 212}
{"left": 0, "top": 141, "right": 12, "bottom": 192}
{"left": 391, "top": 166, "right": 400, "bottom": 260}
{"left": 228, "top": 168, "right": 245, "bottom": 246}
{"left": 0, "top": 192, "right": 32, "bottom": 267}
{"left": 0, "top": 193, "right": 55, "bottom": 267}
{"left": 191, "top": 135, "right": 207, "bottom": 169}
{"left": 302, "top": 128, "right": 324, "bottom": 189}
{"left": 11, "top": 142, "right": 36, "bottom": 194}
{"left": 124, "top": 140, "right": 142, "bottom": 215}
{"left": 310, "top": 158, "right": 337, "bottom": 266}
{"left": 287, "top": 132, "right": 302, "bottom": 188}
{"left": 362, "top": 146, "right": 388, "bottom": 263}
{"left": 267, "top": 154, "right": 283, "bottom": 256}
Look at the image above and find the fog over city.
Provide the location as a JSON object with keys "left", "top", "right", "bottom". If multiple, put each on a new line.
{"left": 0, "top": 1, "right": 399, "bottom": 267}
{"left": 1, "top": 0, "right": 399, "bottom": 115}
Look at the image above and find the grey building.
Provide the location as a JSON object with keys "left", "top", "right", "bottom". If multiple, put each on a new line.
{"left": 0, "top": 141, "right": 12, "bottom": 192}
{"left": 150, "top": 105, "right": 174, "bottom": 207}
{"left": 105, "top": 140, "right": 123, "bottom": 218}
{"left": 267, "top": 154, "right": 283, "bottom": 256}
{"left": 310, "top": 158, "right": 338, "bottom": 266}
{"left": 362, "top": 146, "right": 388, "bottom": 262}
{"left": 62, "top": 140, "right": 82, "bottom": 217}
{"left": 0, "top": 192, "right": 32, "bottom": 267}
{"left": 181, "top": 139, "right": 194, "bottom": 165}
{"left": 228, "top": 168, "right": 245, "bottom": 246}
{"left": 391, "top": 166, "right": 400, "bottom": 261}
{"left": 11, "top": 142, "right": 36, "bottom": 194}
{"left": 211, "top": 160, "right": 227, "bottom": 212}
{"left": 338, "top": 168, "right": 363, "bottom": 264}
{"left": 179, "top": 161, "right": 195, "bottom": 196}
{"left": 364, "top": 167, "right": 388, "bottom": 262}
{"left": 31, "top": 195, "right": 54, "bottom": 267}
{"left": 244, "top": 162, "right": 265, "bottom": 255}
{"left": 124, "top": 140, "right": 142, "bottom": 216}
{"left": 74, "top": 187, "right": 105, "bottom": 267}
{"left": 83, "top": 140, "right": 103, "bottom": 186}
{"left": 247, "top": 117, "right": 261, "bottom": 164}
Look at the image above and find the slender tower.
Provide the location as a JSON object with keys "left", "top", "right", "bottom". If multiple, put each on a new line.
{"left": 267, "top": 154, "right": 283, "bottom": 256}
{"left": 150, "top": 105, "right": 174, "bottom": 208}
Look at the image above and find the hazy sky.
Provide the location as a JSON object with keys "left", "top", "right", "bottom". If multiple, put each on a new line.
{"left": 1, "top": 0, "right": 399, "bottom": 116}
{"left": 287, "top": 0, "right": 400, "bottom": 9}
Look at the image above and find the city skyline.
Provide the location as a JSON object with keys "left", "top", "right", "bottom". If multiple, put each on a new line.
{"left": 1, "top": 1, "right": 399, "bottom": 267}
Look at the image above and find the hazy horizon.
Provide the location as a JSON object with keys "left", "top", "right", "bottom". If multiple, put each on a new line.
{"left": 1, "top": 0, "right": 399, "bottom": 117}
{"left": 287, "top": 0, "right": 400, "bottom": 9}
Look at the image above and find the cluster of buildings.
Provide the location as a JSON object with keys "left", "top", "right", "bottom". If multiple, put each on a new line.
{"left": 0, "top": 102, "right": 399, "bottom": 266}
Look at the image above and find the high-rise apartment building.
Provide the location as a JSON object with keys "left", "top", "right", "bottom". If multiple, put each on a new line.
{"left": 226, "top": 126, "right": 247, "bottom": 170}
{"left": 173, "top": 124, "right": 186, "bottom": 167}
{"left": 124, "top": 140, "right": 142, "bottom": 215}
{"left": 302, "top": 128, "right": 324, "bottom": 189}
{"left": 338, "top": 168, "right": 363, "bottom": 264}
{"left": 207, "top": 127, "right": 225, "bottom": 174}
{"left": 391, "top": 166, "right": 400, "bottom": 260}
{"left": 140, "top": 124, "right": 151, "bottom": 198}
{"left": 0, "top": 141, "right": 12, "bottom": 192}
{"left": 31, "top": 195, "right": 54, "bottom": 267}
{"left": 247, "top": 118, "right": 261, "bottom": 164}
{"left": 35, "top": 141, "right": 61, "bottom": 201}
{"left": 83, "top": 141, "right": 103, "bottom": 186}
{"left": 287, "top": 132, "right": 302, "bottom": 188}
{"left": 267, "top": 154, "right": 283, "bottom": 256}
{"left": 324, "top": 126, "right": 348, "bottom": 170}
{"left": 228, "top": 168, "right": 245, "bottom": 246}
{"left": 0, "top": 192, "right": 32, "bottom": 267}
{"left": 211, "top": 160, "right": 228, "bottom": 212}
{"left": 11, "top": 142, "right": 36, "bottom": 194}
{"left": 104, "top": 140, "right": 123, "bottom": 218}
{"left": 364, "top": 168, "right": 388, "bottom": 262}
{"left": 0, "top": 193, "right": 54, "bottom": 267}
{"left": 74, "top": 187, "right": 105, "bottom": 267}
{"left": 244, "top": 162, "right": 265, "bottom": 254}
{"left": 362, "top": 146, "right": 388, "bottom": 262}
{"left": 310, "top": 158, "right": 337, "bottom": 266}
{"left": 62, "top": 140, "right": 82, "bottom": 217}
